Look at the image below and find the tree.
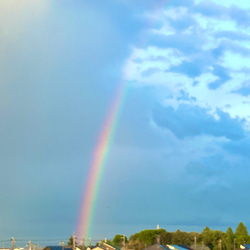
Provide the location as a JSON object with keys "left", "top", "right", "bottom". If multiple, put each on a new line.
{"left": 68, "top": 236, "right": 73, "bottom": 246}
{"left": 130, "top": 230, "right": 161, "bottom": 246}
{"left": 200, "top": 226, "right": 213, "bottom": 248}
{"left": 235, "top": 222, "right": 250, "bottom": 247}
{"left": 224, "top": 227, "right": 234, "bottom": 250}
{"left": 171, "top": 230, "right": 194, "bottom": 245}
{"left": 160, "top": 231, "right": 172, "bottom": 245}
{"left": 199, "top": 227, "right": 225, "bottom": 250}
{"left": 112, "top": 235, "right": 128, "bottom": 248}
{"left": 126, "top": 239, "right": 144, "bottom": 250}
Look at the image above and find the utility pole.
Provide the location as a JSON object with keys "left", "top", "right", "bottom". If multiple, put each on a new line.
{"left": 122, "top": 235, "right": 126, "bottom": 249}
{"left": 194, "top": 236, "right": 196, "bottom": 250}
{"left": 73, "top": 233, "right": 76, "bottom": 250}
{"left": 89, "top": 238, "right": 92, "bottom": 247}
{"left": 62, "top": 241, "right": 64, "bottom": 250}
{"left": 234, "top": 238, "right": 236, "bottom": 250}
{"left": 11, "top": 237, "right": 15, "bottom": 250}
{"left": 219, "top": 239, "right": 222, "bottom": 250}
{"left": 156, "top": 235, "right": 160, "bottom": 245}
{"left": 29, "top": 241, "right": 32, "bottom": 250}
{"left": 82, "top": 238, "right": 85, "bottom": 250}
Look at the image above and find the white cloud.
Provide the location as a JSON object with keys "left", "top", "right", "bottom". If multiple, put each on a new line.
{"left": 220, "top": 51, "right": 250, "bottom": 70}
{"left": 163, "top": 7, "right": 189, "bottom": 20}
{"left": 122, "top": 46, "right": 187, "bottom": 81}
{"left": 122, "top": 1, "right": 250, "bottom": 126}
{"left": 149, "top": 23, "right": 176, "bottom": 36}
{"left": 194, "top": 13, "right": 237, "bottom": 32}
{"left": 194, "top": 0, "right": 250, "bottom": 9}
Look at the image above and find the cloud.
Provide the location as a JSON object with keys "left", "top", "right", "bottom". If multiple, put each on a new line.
{"left": 232, "top": 81, "right": 250, "bottom": 96}
{"left": 152, "top": 104, "right": 245, "bottom": 140}
{"left": 195, "top": 0, "right": 250, "bottom": 9}
{"left": 229, "top": 6, "right": 250, "bottom": 26}
{"left": 193, "top": 1, "right": 226, "bottom": 17}
{"left": 208, "top": 65, "right": 232, "bottom": 89}
{"left": 167, "top": 12, "right": 196, "bottom": 32}
{"left": 0, "top": 0, "right": 147, "bottom": 239}
{"left": 123, "top": 0, "right": 250, "bottom": 124}
{"left": 2, "top": 0, "right": 250, "bottom": 240}
{"left": 214, "top": 31, "right": 250, "bottom": 41}
{"left": 141, "top": 67, "right": 161, "bottom": 77}
{"left": 223, "top": 134, "right": 250, "bottom": 158}
{"left": 185, "top": 154, "right": 232, "bottom": 179}
{"left": 177, "top": 89, "right": 196, "bottom": 101}
{"left": 168, "top": 58, "right": 207, "bottom": 78}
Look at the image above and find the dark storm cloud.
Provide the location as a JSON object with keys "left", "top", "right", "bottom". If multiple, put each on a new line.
{"left": 152, "top": 104, "right": 245, "bottom": 140}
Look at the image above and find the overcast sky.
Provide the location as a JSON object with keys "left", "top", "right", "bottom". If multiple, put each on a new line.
{"left": 1, "top": 0, "right": 250, "bottom": 246}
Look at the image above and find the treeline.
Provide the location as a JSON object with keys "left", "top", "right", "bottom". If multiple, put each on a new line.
{"left": 108, "top": 222, "right": 250, "bottom": 250}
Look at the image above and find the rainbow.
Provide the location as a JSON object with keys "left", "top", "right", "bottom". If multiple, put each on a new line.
{"left": 77, "top": 80, "right": 127, "bottom": 242}
{"left": 76, "top": 0, "right": 170, "bottom": 242}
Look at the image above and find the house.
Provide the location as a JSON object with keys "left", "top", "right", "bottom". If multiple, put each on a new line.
{"left": 143, "top": 243, "right": 168, "bottom": 250}
{"left": 102, "top": 243, "right": 120, "bottom": 250}
{"left": 0, "top": 248, "right": 27, "bottom": 250}
{"left": 86, "top": 243, "right": 120, "bottom": 250}
{"left": 86, "top": 247, "right": 105, "bottom": 250}
{"left": 43, "top": 246, "right": 82, "bottom": 250}
{"left": 86, "top": 247, "right": 96, "bottom": 250}
{"left": 189, "top": 245, "right": 211, "bottom": 250}
{"left": 166, "top": 245, "right": 191, "bottom": 250}
{"left": 240, "top": 245, "right": 250, "bottom": 249}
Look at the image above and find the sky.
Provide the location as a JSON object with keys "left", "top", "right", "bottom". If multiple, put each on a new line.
{"left": 1, "top": 0, "right": 250, "bottom": 247}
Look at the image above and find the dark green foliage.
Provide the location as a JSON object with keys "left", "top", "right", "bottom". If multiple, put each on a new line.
{"left": 123, "top": 222, "right": 250, "bottom": 250}
{"left": 68, "top": 236, "right": 73, "bottom": 246}
{"left": 160, "top": 231, "right": 172, "bottom": 245}
{"left": 171, "top": 229, "right": 195, "bottom": 245}
{"left": 224, "top": 227, "right": 234, "bottom": 250}
{"left": 130, "top": 229, "right": 166, "bottom": 246}
{"left": 112, "top": 234, "right": 128, "bottom": 248}
{"left": 126, "top": 239, "right": 144, "bottom": 250}
{"left": 199, "top": 226, "right": 225, "bottom": 250}
{"left": 77, "top": 245, "right": 86, "bottom": 250}
{"left": 129, "top": 228, "right": 198, "bottom": 248}
{"left": 235, "top": 222, "right": 250, "bottom": 247}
